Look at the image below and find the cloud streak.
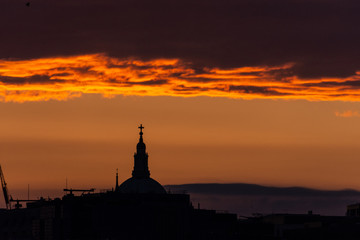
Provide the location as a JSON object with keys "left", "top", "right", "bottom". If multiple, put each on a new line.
{"left": 1, "top": 54, "right": 360, "bottom": 102}
{"left": 335, "top": 111, "right": 360, "bottom": 118}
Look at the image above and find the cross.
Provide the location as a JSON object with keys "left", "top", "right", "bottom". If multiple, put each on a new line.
{"left": 138, "top": 124, "right": 144, "bottom": 133}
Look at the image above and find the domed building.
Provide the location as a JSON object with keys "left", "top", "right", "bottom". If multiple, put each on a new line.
{"left": 0, "top": 124, "right": 238, "bottom": 240}
{"left": 117, "top": 124, "right": 166, "bottom": 194}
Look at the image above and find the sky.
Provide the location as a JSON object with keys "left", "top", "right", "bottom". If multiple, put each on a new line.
{"left": 1, "top": 0, "right": 360, "bottom": 204}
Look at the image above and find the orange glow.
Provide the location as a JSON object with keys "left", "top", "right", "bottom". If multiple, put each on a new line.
{"left": 0, "top": 54, "right": 360, "bottom": 102}
{"left": 335, "top": 110, "right": 360, "bottom": 118}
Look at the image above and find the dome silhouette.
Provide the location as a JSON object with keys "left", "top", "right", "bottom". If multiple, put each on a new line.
{"left": 117, "top": 124, "right": 166, "bottom": 194}
{"left": 119, "top": 177, "right": 166, "bottom": 194}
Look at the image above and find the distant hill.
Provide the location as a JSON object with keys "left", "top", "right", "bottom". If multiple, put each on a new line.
{"left": 165, "top": 183, "right": 360, "bottom": 197}
{"left": 164, "top": 183, "right": 360, "bottom": 216}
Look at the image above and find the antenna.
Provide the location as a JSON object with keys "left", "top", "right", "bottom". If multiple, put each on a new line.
{"left": 116, "top": 168, "right": 119, "bottom": 189}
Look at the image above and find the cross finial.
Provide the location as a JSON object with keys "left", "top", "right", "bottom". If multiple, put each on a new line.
{"left": 138, "top": 124, "right": 144, "bottom": 134}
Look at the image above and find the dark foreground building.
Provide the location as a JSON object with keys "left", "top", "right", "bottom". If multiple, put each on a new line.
{"left": 0, "top": 125, "right": 238, "bottom": 240}
{"left": 4, "top": 125, "right": 360, "bottom": 240}
{"left": 238, "top": 212, "right": 360, "bottom": 240}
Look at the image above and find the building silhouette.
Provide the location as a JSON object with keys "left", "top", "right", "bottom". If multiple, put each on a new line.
{"left": 5, "top": 125, "right": 360, "bottom": 239}
{"left": 0, "top": 125, "right": 238, "bottom": 240}
{"left": 118, "top": 124, "right": 166, "bottom": 194}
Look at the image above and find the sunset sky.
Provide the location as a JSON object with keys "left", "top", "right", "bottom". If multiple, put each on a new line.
{"left": 1, "top": 0, "right": 360, "bottom": 203}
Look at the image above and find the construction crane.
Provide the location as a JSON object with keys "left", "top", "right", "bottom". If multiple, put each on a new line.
{"left": 10, "top": 197, "right": 38, "bottom": 209}
{"left": 64, "top": 188, "right": 95, "bottom": 195}
{"left": 0, "top": 165, "right": 11, "bottom": 209}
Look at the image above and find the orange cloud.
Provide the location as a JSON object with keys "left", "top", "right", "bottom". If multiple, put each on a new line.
{"left": 0, "top": 54, "right": 360, "bottom": 102}
{"left": 335, "top": 111, "right": 360, "bottom": 118}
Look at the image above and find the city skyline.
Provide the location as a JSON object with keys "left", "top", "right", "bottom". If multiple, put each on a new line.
{"left": 1, "top": 0, "right": 360, "bottom": 210}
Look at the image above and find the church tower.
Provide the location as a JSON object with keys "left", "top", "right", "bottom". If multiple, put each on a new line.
{"left": 118, "top": 124, "right": 166, "bottom": 194}
{"left": 132, "top": 124, "right": 150, "bottom": 178}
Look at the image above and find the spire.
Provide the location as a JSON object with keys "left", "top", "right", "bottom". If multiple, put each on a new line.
{"left": 115, "top": 168, "right": 119, "bottom": 190}
{"left": 139, "top": 124, "right": 144, "bottom": 137}
{"left": 132, "top": 124, "right": 150, "bottom": 178}
{"left": 137, "top": 124, "right": 146, "bottom": 152}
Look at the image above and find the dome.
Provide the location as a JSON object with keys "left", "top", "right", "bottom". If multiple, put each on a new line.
{"left": 118, "top": 177, "right": 166, "bottom": 194}
{"left": 116, "top": 124, "right": 166, "bottom": 194}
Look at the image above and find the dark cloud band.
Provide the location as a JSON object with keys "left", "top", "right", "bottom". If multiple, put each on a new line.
{"left": 1, "top": 0, "right": 360, "bottom": 80}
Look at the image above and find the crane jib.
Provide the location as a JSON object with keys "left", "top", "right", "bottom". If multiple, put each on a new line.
{"left": 0, "top": 165, "right": 11, "bottom": 209}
